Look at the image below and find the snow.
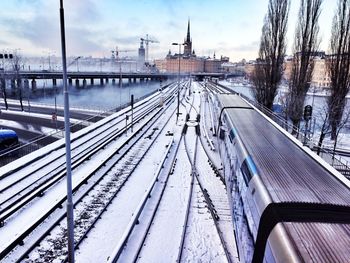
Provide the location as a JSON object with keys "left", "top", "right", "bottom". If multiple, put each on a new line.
{"left": 0, "top": 119, "right": 60, "bottom": 138}
{"left": 2, "top": 109, "right": 82, "bottom": 124}
{"left": 0, "top": 89, "right": 162, "bottom": 177}
{"left": 74, "top": 98, "right": 178, "bottom": 262}
{"left": 0, "top": 81, "right": 239, "bottom": 262}
{"left": 135, "top": 138, "right": 192, "bottom": 262}
{"left": 2, "top": 98, "right": 106, "bottom": 114}
{"left": 0, "top": 88, "right": 168, "bottom": 261}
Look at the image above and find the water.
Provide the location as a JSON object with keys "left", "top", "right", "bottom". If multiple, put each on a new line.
{"left": 28, "top": 80, "right": 165, "bottom": 111}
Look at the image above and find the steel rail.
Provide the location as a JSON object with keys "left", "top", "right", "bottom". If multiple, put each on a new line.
{"left": 0, "top": 95, "right": 172, "bottom": 260}
{"left": 11, "top": 82, "right": 187, "bottom": 262}
{"left": 108, "top": 87, "right": 188, "bottom": 263}
{"left": 0, "top": 83, "right": 176, "bottom": 180}
{"left": 0, "top": 90, "right": 177, "bottom": 225}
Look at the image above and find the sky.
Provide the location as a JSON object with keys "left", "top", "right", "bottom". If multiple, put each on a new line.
{"left": 0, "top": 0, "right": 336, "bottom": 62}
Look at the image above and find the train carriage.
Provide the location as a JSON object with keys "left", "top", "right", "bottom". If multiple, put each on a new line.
{"left": 215, "top": 93, "right": 350, "bottom": 263}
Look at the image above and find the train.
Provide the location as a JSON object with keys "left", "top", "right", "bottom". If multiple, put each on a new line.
{"left": 214, "top": 93, "right": 350, "bottom": 262}
{"left": 0, "top": 129, "right": 19, "bottom": 153}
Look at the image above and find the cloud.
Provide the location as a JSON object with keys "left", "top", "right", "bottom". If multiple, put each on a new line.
{"left": 2, "top": 15, "right": 59, "bottom": 49}
{"left": 112, "top": 36, "right": 140, "bottom": 46}
{"left": 16, "top": 0, "right": 41, "bottom": 5}
{"left": 65, "top": 0, "right": 101, "bottom": 24}
{"left": 0, "top": 39, "right": 10, "bottom": 46}
{"left": 232, "top": 41, "right": 259, "bottom": 52}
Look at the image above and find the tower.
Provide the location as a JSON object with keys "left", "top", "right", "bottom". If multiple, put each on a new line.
{"left": 183, "top": 19, "right": 192, "bottom": 56}
{"left": 138, "top": 39, "right": 145, "bottom": 69}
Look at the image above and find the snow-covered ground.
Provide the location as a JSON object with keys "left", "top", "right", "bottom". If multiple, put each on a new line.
{"left": 0, "top": 81, "right": 238, "bottom": 262}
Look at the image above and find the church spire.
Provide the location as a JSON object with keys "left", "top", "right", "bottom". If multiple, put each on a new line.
{"left": 184, "top": 19, "right": 192, "bottom": 56}
{"left": 186, "top": 19, "right": 190, "bottom": 42}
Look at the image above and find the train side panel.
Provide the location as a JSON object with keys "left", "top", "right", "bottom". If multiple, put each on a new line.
{"left": 217, "top": 97, "right": 300, "bottom": 262}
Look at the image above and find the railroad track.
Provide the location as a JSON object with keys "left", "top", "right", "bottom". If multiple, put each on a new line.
{"left": 105, "top": 85, "right": 189, "bottom": 262}
{"left": 107, "top": 83, "right": 232, "bottom": 262}
{"left": 0, "top": 82, "right": 182, "bottom": 261}
{"left": 0, "top": 83, "right": 177, "bottom": 227}
{"left": 178, "top": 87, "right": 231, "bottom": 262}
{"left": 23, "top": 86, "right": 179, "bottom": 262}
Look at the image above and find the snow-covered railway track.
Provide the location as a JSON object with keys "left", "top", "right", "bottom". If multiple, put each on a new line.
{"left": 0, "top": 85, "right": 174, "bottom": 180}
{"left": 179, "top": 86, "right": 232, "bottom": 262}
{"left": 107, "top": 135, "right": 182, "bottom": 262}
{"left": 105, "top": 86, "right": 190, "bottom": 263}
{"left": 20, "top": 98, "right": 176, "bottom": 262}
{"left": 0, "top": 84, "right": 175, "bottom": 193}
{"left": 113, "top": 135, "right": 191, "bottom": 262}
{"left": 0, "top": 91, "right": 174, "bottom": 228}
{"left": 0, "top": 85, "right": 179, "bottom": 261}
{"left": 109, "top": 81, "right": 234, "bottom": 262}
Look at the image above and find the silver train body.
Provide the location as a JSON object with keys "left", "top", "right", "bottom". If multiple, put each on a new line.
{"left": 214, "top": 93, "right": 350, "bottom": 262}
{"left": 219, "top": 116, "right": 299, "bottom": 262}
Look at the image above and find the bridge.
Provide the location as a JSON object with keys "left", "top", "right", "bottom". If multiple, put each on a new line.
{"left": 1, "top": 70, "right": 242, "bottom": 90}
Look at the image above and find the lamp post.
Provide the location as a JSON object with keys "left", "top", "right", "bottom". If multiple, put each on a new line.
{"left": 59, "top": 0, "right": 74, "bottom": 262}
{"left": 172, "top": 42, "right": 186, "bottom": 122}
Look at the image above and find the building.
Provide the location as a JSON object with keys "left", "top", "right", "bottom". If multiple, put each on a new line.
{"left": 154, "top": 20, "right": 229, "bottom": 73}
{"left": 183, "top": 20, "right": 192, "bottom": 57}
{"left": 283, "top": 52, "right": 331, "bottom": 88}
{"left": 138, "top": 40, "right": 145, "bottom": 69}
{"left": 245, "top": 53, "right": 331, "bottom": 89}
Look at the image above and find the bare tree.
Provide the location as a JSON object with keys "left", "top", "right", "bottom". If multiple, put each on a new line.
{"left": 0, "top": 72, "right": 8, "bottom": 110}
{"left": 313, "top": 104, "right": 349, "bottom": 157}
{"left": 327, "top": 0, "right": 350, "bottom": 140}
{"left": 331, "top": 106, "right": 350, "bottom": 155}
{"left": 252, "top": 0, "right": 289, "bottom": 110}
{"left": 314, "top": 106, "right": 331, "bottom": 155}
{"left": 0, "top": 55, "right": 10, "bottom": 110}
{"left": 11, "top": 52, "right": 24, "bottom": 111}
{"left": 287, "top": 0, "right": 322, "bottom": 135}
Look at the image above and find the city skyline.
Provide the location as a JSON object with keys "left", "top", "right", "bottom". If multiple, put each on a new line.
{"left": 0, "top": 0, "right": 335, "bottom": 62}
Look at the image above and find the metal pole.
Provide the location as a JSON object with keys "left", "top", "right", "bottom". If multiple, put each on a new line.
{"left": 177, "top": 45, "right": 180, "bottom": 122}
{"left": 59, "top": 1, "right": 74, "bottom": 262}
{"left": 55, "top": 96, "right": 58, "bottom": 131}
{"left": 131, "top": 94, "right": 134, "bottom": 133}
{"left": 48, "top": 54, "right": 51, "bottom": 71}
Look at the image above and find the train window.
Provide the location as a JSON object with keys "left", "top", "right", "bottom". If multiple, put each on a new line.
{"left": 241, "top": 160, "right": 252, "bottom": 186}
{"left": 229, "top": 129, "right": 235, "bottom": 143}
{"left": 219, "top": 128, "right": 225, "bottom": 140}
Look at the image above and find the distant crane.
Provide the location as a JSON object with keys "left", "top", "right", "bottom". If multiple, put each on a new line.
{"left": 111, "top": 46, "right": 136, "bottom": 72}
{"left": 111, "top": 47, "right": 136, "bottom": 60}
{"left": 140, "top": 34, "right": 159, "bottom": 63}
{"left": 68, "top": 56, "right": 81, "bottom": 71}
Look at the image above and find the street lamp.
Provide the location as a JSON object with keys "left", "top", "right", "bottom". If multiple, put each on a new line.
{"left": 59, "top": 0, "right": 74, "bottom": 262}
{"left": 172, "top": 42, "right": 186, "bottom": 122}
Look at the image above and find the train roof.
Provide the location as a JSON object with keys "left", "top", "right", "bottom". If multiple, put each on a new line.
{"left": 218, "top": 94, "right": 350, "bottom": 261}
{"left": 216, "top": 93, "right": 252, "bottom": 109}
{"left": 0, "top": 129, "right": 17, "bottom": 139}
